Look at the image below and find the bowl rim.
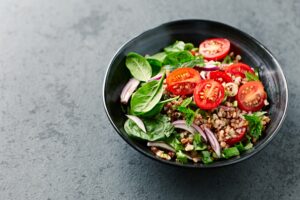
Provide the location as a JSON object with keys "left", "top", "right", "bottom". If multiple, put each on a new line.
{"left": 102, "top": 19, "right": 289, "bottom": 168}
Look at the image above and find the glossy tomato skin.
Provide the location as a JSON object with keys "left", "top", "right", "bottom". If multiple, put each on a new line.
{"left": 224, "top": 63, "right": 254, "bottom": 78}
{"left": 209, "top": 71, "right": 232, "bottom": 83}
{"left": 236, "top": 81, "right": 266, "bottom": 112}
{"left": 193, "top": 80, "right": 225, "bottom": 110}
{"left": 166, "top": 68, "right": 201, "bottom": 95}
{"left": 225, "top": 127, "right": 246, "bottom": 145}
{"left": 199, "top": 38, "right": 230, "bottom": 61}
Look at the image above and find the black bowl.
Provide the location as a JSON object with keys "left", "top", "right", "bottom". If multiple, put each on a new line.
{"left": 103, "top": 20, "right": 288, "bottom": 168}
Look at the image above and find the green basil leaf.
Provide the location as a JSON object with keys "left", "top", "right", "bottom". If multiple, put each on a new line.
{"left": 164, "top": 41, "right": 185, "bottom": 53}
{"left": 184, "top": 43, "right": 194, "bottom": 50}
{"left": 124, "top": 114, "right": 174, "bottom": 141}
{"left": 146, "top": 52, "right": 167, "bottom": 63}
{"left": 130, "top": 73, "right": 165, "bottom": 114}
{"left": 181, "top": 57, "right": 205, "bottom": 68}
{"left": 126, "top": 52, "right": 152, "bottom": 82}
{"left": 146, "top": 58, "right": 162, "bottom": 76}
{"left": 163, "top": 51, "right": 194, "bottom": 67}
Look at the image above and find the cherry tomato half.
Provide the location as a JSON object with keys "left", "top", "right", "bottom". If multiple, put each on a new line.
{"left": 209, "top": 71, "right": 232, "bottom": 83}
{"left": 166, "top": 68, "right": 201, "bottom": 95}
{"left": 199, "top": 38, "right": 230, "bottom": 61}
{"left": 193, "top": 80, "right": 225, "bottom": 110}
{"left": 225, "top": 127, "right": 246, "bottom": 145}
{"left": 236, "top": 81, "right": 267, "bottom": 112}
{"left": 224, "top": 63, "right": 254, "bottom": 78}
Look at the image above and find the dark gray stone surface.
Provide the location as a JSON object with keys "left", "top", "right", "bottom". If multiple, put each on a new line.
{"left": 0, "top": 0, "right": 299, "bottom": 199}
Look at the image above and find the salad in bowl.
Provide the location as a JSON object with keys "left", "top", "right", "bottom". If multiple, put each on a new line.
{"left": 120, "top": 38, "right": 271, "bottom": 164}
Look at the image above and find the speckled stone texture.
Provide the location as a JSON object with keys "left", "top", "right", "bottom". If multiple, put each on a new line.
{"left": 0, "top": 0, "right": 299, "bottom": 199}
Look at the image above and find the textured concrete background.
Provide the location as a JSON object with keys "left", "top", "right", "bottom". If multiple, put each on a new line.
{"left": 0, "top": 0, "right": 299, "bottom": 199}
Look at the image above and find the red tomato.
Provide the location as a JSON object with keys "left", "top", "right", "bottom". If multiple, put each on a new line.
{"left": 166, "top": 68, "right": 201, "bottom": 95}
{"left": 225, "top": 127, "right": 246, "bottom": 145}
{"left": 193, "top": 80, "right": 225, "bottom": 110}
{"left": 209, "top": 71, "right": 232, "bottom": 83}
{"left": 199, "top": 38, "right": 230, "bottom": 61}
{"left": 236, "top": 81, "right": 267, "bottom": 112}
{"left": 224, "top": 63, "right": 254, "bottom": 78}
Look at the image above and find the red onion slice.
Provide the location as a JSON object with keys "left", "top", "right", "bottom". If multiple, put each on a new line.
{"left": 191, "top": 124, "right": 207, "bottom": 142}
{"left": 204, "top": 127, "right": 221, "bottom": 158}
{"left": 120, "top": 78, "right": 140, "bottom": 104}
{"left": 172, "top": 120, "right": 207, "bottom": 142}
{"left": 172, "top": 123, "right": 197, "bottom": 134}
{"left": 147, "top": 141, "right": 175, "bottom": 152}
{"left": 200, "top": 71, "right": 207, "bottom": 79}
{"left": 194, "top": 65, "right": 220, "bottom": 71}
{"left": 148, "top": 73, "right": 163, "bottom": 81}
{"left": 126, "top": 115, "right": 146, "bottom": 132}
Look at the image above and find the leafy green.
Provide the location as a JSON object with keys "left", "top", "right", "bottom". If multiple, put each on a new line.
{"left": 222, "top": 55, "right": 232, "bottom": 64}
{"left": 124, "top": 114, "right": 174, "bottom": 141}
{"left": 177, "top": 106, "right": 195, "bottom": 126}
{"left": 180, "top": 97, "right": 193, "bottom": 107}
{"left": 166, "top": 134, "right": 184, "bottom": 151}
{"left": 222, "top": 147, "right": 240, "bottom": 159}
{"left": 130, "top": 73, "right": 165, "bottom": 115}
{"left": 164, "top": 41, "right": 186, "bottom": 53}
{"left": 235, "top": 142, "right": 253, "bottom": 152}
{"left": 164, "top": 41, "right": 195, "bottom": 53}
{"left": 146, "top": 52, "right": 167, "bottom": 63}
{"left": 141, "top": 96, "right": 179, "bottom": 118}
{"left": 244, "top": 112, "right": 265, "bottom": 139}
{"left": 181, "top": 57, "right": 205, "bottom": 68}
{"left": 201, "top": 151, "right": 213, "bottom": 164}
{"left": 254, "top": 68, "right": 260, "bottom": 77}
{"left": 176, "top": 150, "right": 188, "bottom": 163}
{"left": 184, "top": 43, "right": 194, "bottom": 50}
{"left": 126, "top": 52, "right": 152, "bottom": 82}
{"left": 193, "top": 134, "right": 207, "bottom": 151}
{"left": 195, "top": 108, "right": 207, "bottom": 119}
{"left": 163, "top": 65, "right": 177, "bottom": 72}
{"left": 146, "top": 58, "right": 162, "bottom": 76}
{"left": 163, "top": 51, "right": 194, "bottom": 67}
{"left": 245, "top": 71, "right": 259, "bottom": 81}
